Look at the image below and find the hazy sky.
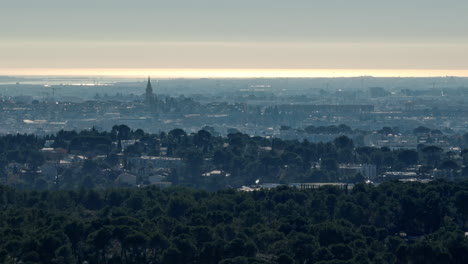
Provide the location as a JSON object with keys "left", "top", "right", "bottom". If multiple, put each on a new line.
{"left": 1, "top": 0, "right": 468, "bottom": 75}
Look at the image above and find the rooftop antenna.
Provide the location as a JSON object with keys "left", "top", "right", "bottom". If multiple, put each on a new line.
{"left": 50, "top": 87, "right": 61, "bottom": 98}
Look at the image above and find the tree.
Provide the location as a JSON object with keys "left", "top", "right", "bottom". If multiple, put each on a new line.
{"left": 277, "top": 254, "right": 294, "bottom": 264}
{"left": 398, "top": 149, "right": 419, "bottom": 166}
{"left": 321, "top": 158, "right": 338, "bottom": 171}
{"left": 455, "top": 191, "right": 468, "bottom": 228}
{"left": 462, "top": 132, "right": 468, "bottom": 147}
{"left": 162, "top": 247, "right": 183, "bottom": 263}
{"left": 169, "top": 128, "right": 187, "bottom": 144}
{"left": 133, "top": 128, "right": 145, "bottom": 139}
{"left": 125, "top": 231, "right": 149, "bottom": 262}
{"left": 180, "top": 148, "right": 204, "bottom": 180}
{"left": 149, "top": 232, "right": 169, "bottom": 257}
{"left": 330, "top": 243, "right": 353, "bottom": 260}
{"left": 115, "top": 124, "right": 131, "bottom": 140}
{"left": 168, "top": 196, "right": 194, "bottom": 218}
{"left": 422, "top": 146, "right": 443, "bottom": 166}
{"left": 81, "top": 175, "right": 95, "bottom": 189}
{"left": 439, "top": 160, "right": 459, "bottom": 171}
{"left": 413, "top": 126, "right": 431, "bottom": 135}
{"left": 82, "top": 159, "right": 99, "bottom": 174}
{"left": 64, "top": 221, "right": 85, "bottom": 257}
{"left": 84, "top": 189, "right": 103, "bottom": 210}
{"left": 89, "top": 227, "right": 112, "bottom": 262}
{"left": 378, "top": 126, "right": 394, "bottom": 135}
{"left": 106, "top": 153, "right": 119, "bottom": 167}
{"left": 334, "top": 136, "right": 354, "bottom": 149}
{"left": 196, "top": 129, "right": 212, "bottom": 153}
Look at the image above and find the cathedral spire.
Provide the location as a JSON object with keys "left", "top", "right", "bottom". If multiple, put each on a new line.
{"left": 145, "top": 76, "right": 153, "bottom": 102}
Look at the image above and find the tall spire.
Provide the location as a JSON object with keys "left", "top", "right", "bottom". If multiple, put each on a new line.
{"left": 145, "top": 76, "right": 153, "bottom": 102}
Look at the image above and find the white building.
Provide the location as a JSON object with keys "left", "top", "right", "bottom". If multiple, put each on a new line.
{"left": 339, "top": 164, "right": 377, "bottom": 179}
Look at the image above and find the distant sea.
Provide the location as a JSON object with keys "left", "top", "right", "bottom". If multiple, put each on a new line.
{"left": 1, "top": 69, "right": 468, "bottom": 88}
{"left": 1, "top": 68, "right": 468, "bottom": 81}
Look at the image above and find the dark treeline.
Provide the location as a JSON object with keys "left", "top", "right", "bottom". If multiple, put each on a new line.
{"left": 2, "top": 125, "right": 468, "bottom": 190}
{"left": 2, "top": 180, "right": 468, "bottom": 263}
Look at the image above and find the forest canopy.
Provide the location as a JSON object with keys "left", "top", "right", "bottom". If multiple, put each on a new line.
{"left": 1, "top": 180, "right": 468, "bottom": 263}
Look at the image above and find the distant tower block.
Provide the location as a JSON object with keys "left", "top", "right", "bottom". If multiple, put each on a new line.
{"left": 404, "top": 101, "right": 415, "bottom": 111}
{"left": 145, "top": 76, "right": 154, "bottom": 103}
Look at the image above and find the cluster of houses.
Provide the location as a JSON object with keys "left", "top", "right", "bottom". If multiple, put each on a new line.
{"left": 0, "top": 140, "right": 184, "bottom": 189}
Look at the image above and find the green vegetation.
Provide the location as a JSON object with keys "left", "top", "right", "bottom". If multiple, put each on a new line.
{"left": 1, "top": 180, "right": 468, "bottom": 263}
{"left": 2, "top": 125, "right": 468, "bottom": 191}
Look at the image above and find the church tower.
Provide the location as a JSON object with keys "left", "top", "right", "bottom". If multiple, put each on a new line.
{"left": 145, "top": 76, "right": 153, "bottom": 103}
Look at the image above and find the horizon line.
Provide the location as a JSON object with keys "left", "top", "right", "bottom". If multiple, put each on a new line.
{"left": 1, "top": 68, "right": 468, "bottom": 78}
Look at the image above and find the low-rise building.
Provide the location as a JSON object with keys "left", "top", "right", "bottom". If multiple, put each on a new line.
{"left": 128, "top": 156, "right": 184, "bottom": 169}
{"left": 115, "top": 172, "right": 137, "bottom": 186}
{"left": 339, "top": 164, "right": 377, "bottom": 179}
